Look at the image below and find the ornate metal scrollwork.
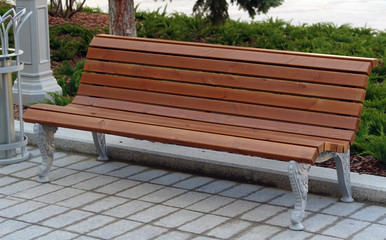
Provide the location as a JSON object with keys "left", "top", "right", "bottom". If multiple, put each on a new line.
{"left": 92, "top": 132, "right": 109, "bottom": 161}
{"left": 288, "top": 160, "right": 311, "bottom": 231}
{"left": 334, "top": 149, "right": 354, "bottom": 203}
{"left": 34, "top": 123, "right": 57, "bottom": 183}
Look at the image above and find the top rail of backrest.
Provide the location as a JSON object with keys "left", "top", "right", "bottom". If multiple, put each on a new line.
{"left": 88, "top": 34, "right": 378, "bottom": 75}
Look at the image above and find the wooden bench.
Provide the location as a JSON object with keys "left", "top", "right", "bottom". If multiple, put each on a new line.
{"left": 23, "top": 34, "right": 377, "bottom": 230}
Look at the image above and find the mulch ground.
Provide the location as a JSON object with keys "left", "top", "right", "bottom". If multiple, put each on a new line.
{"left": 14, "top": 12, "right": 385, "bottom": 177}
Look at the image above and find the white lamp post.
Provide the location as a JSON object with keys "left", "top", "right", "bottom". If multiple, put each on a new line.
{"left": 13, "top": 0, "right": 61, "bottom": 104}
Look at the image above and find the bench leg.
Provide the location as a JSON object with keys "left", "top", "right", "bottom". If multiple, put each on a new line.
{"left": 288, "top": 160, "right": 311, "bottom": 231}
{"left": 334, "top": 149, "right": 354, "bottom": 203}
{"left": 34, "top": 123, "right": 57, "bottom": 183}
{"left": 92, "top": 132, "right": 109, "bottom": 161}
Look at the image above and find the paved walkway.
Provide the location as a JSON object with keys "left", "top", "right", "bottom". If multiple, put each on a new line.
{"left": 1, "top": 146, "right": 385, "bottom": 240}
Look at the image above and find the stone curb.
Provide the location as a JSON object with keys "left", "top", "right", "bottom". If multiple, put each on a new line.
{"left": 16, "top": 121, "right": 386, "bottom": 204}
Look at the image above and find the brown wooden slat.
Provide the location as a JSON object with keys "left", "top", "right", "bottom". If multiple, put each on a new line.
{"left": 96, "top": 35, "right": 378, "bottom": 69}
{"left": 90, "top": 36, "right": 374, "bottom": 74}
{"left": 86, "top": 48, "right": 369, "bottom": 88}
{"left": 30, "top": 103, "right": 329, "bottom": 153}
{"left": 84, "top": 60, "right": 366, "bottom": 102}
{"left": 71, "top": 95, "right": 356, "bottom": 145}
{"left": 77, "top": 84, "right": 360, "bottom": 130}
{"left": 23, "top": 108, "right": 318, "bottom": 163}
{"left": 81, "top": 72, "right": 363, "bottom": 116}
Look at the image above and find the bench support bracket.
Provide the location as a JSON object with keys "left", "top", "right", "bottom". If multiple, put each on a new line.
{"left": 288, "top": 160, "right": 311, "bottom": 231}
{"left": 92, "top": 132, "right": 109, "bottom": 161}
{"left": 334, "top": 150, "right": 353, "bottom": 203}
{"left": 34, "top": 123, "right": 57, "bottom": 183}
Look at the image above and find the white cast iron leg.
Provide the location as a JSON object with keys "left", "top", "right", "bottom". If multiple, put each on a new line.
{"left": 288, "top": 160, "right": 311, "bottom": 231}
{"left": 334, "top": 149, "right": 354, "bottom": 203}
{"left": 34, "top": 123, "right": 57, "bottom": 183}
{"left": 92, "top": 132, "right": 109, "bottom": 161}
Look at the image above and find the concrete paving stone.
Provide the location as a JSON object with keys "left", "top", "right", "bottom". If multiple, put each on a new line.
{"left": 57, "top": 191, "right": 106, "bottom": 208}
{"left": 206, "top": 219, "right": 251, "bottom": 239}
{"left": 52, "top": 154, "right": 88, "bottom": 167}
{"left": 178, "top": 214, "right": 229, "bottom": 234}
{"left": 0, "top": 176, "right": 19, "bottom": 187}
{"left": 212, "top": 199, "right": 257, "bottom": 218}
{"left": 378, "top": 216, "right": 386, "bottom": 225}
{"left": 306, "top": 195, "right": 337, "bottom": 212}
{"left": 66, "top": 158, "right": 103, "bottom": 170}
{"left": 0, "top": 220, "right": 29, "bottom": 237}
{"left": 0, "top": 200, "right": 46, "bottom": 218}
{"left": 218, "top": 183, "right": 261, "bottom": 198}
{"left": 103, "top": 200, "right": 154, "bottom": 218}
{"left": 87, "top": 219, "right": 142, "bottom": 239}
{"left": 0, "top": 180, "right": 40, "bottom": 195}
{"left": 85, "top": 161, "right": 129, "bottom": 174}
{"left": 187, "top": 195, "right": 235, "bottom": 213}
{"left": 73, "top": 236, "right": 100, "bottom": 240}
{"left": 309, "top": 235, "right": 343, "bottom": 240}
{"left": 191, "top": 237, "right": 218, "bottom": 240}
{"left": 105, "top": 165, "right": 149, "bottom": 178}
{"left": 72, "top": 174, "right": 119, "bottom": 190}
{"left": 13, "top": 183, "right": 62, "bottom": 199}
{"left": 37, "top": 230, "right": 79, "bottom": 240}
{"left": 17, "top": 205, "right": 69, "bottom": 223}
{"left": 244, "top": 187, "right": 287, "bottom": 203}
{"left": 349, "top": 205, "right": 386, "bottom": 222}
{"left": 322, "top": 218, "right": 371, "bottom": 239}
{"left": 0, "top": 197, "right": 23, "bottom": 210}
{"left": 234, "top": 224, "right": 282, "bottom": 240}
{"left": 173, "top": 176, "right": 214, "bottom": 190}
{"left": 241, "top": 204, "right": 287, "bottom": 222}
{"left": 352, "top": 223, "right": 386, "bottom": 240}
{"left": 2, "top": 225, "right": 52, "bottom": 240}
{"left": 128, "top": 204, "right": 178, "bottom": 223}
{"left": 52, "top": 151, "right": 69, "bottom": 160}
{"left": 301, "top": 212, "right": 339, "bottom": 232}
{"left": 82, "top": 196, "right": 128, "bottom": 213}
{"left": 154, "top": 209, "right": 203, "bottom": 228}
{"left": 269, "top": 193, "right": 296, "bottom": 207}
{"left": 139, "top": 187, "right": 187, "bottom": 203}
{"left": 128, "top": 169, "right": 169, "bottom": 181}
{"left": 155, "top": 230, "right": 193, "bottom": 240}
{"left": 270, "top": 229, "right": 313, "bottom": 240}
{"left": 46, "top": 168, "right": 78, "bottom": 181}
{"left": 41, "top": 209, "right": 94, "bottom": 228}
{"left": 52, "top": 171, "right": 99, "bottom": 186}
{"left": 195, "top": 179, "right": 237, "bottom": 194}
{"left": 29, "top": 155, "right": 45, "bottom": 163}
{"left": 34, "top": 187, "right": 84, "bottom": 204}
{"left": 150, "top": 172, "right": 192, "bottom": 185}
{"left": 265, "top": 209, "right": 292, "bottom": 228}
{"left": 114, "top": 225, "right": 169, "bottom": 240}
{"left": 11, "top": 166, "right": 40, "bottom": 179}
{"left": 94, "top": 179, "right": 141, "bottom": 194}
{"left": 117, "top": 183, "right": 164, "bottom": 199}
{"left": 163, "top": 191, "right": 211, "bottom": 208}
{"left": 65, "top": 215, "right": 116, "bottom": 234}
{"left": 27, "top": 147, "right": 42, "bottom": 158}
{"left": 321, "top": 201, "right": 365, "bottom": 217}
{"left": 0, "top": 161, "right": 36, "bottom": 175}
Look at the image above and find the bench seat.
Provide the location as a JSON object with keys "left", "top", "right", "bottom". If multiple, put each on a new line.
{"left": 23, "top": 34, "right": 377, "bottom": 231}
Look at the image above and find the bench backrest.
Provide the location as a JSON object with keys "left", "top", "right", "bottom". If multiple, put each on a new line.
{"left": 74, "top": 34, "right": 377, "bottom": 153}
